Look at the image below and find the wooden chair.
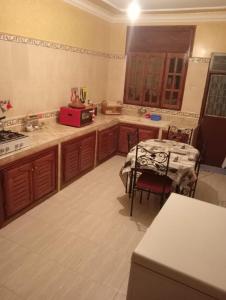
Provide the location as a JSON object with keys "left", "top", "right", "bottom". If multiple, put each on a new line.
{"left": 126, "top": 129, "right": 139, "bottom": 194}
{"left": 167, "top": 125, "right": 193, "bottom": 144}
{"left": 130, "top": 145, "right": 173, "bottom": 216}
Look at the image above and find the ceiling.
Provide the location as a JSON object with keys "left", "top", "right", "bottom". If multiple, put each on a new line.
{"left": 65, "top": 0, "right": 226, "bottom": 22}
{"left": 100, "top": 0, "right": 226, "bottom": 12}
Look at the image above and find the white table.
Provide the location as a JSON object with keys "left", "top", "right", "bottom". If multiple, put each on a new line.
{"left": 127, "top": 193, "right": 226, "bottom": 300}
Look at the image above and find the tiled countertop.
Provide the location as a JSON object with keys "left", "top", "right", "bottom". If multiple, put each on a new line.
{"left": 0, "top": 114, "right": 170, "bottom": 167}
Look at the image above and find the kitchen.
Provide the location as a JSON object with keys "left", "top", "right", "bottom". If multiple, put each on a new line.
{"left": 0, "top": 0, "right": 226, "bottom": 299}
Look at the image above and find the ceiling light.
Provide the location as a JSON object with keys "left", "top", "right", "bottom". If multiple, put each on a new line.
{"left": 127, "top": 0, "right": 141, "bottom": 22}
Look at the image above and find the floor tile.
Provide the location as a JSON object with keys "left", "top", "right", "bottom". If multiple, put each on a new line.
{"left": 0, "top": 285, "right": 22, "bottom": 300}
{"left": 0, "top": 156, "right": 225, "bottom": 300}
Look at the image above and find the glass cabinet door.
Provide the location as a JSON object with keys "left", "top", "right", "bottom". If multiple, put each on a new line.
{"left": 124, "top": 54, "right": 145, "bottom": 105}
{"left": 142, "top": 53, "right": 165, "bottom": 107}
{"left": 161, "top": 53, "right": 187, "bottom": 109}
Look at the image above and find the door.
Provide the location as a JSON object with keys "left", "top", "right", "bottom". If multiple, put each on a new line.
{"left": 198, "top": 73, "right": 226, "bottom": 166}
{"left": 4, "top": 162, "right": 33, "bottom": 217}
{"left": 33, "top": 151, "right": 56, "bottom": 201}
{"left": 80, "top": 133, "right": 95, "bottom": 173}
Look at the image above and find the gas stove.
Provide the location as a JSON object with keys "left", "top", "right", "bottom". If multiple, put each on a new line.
{"left": 0, "top": 130, "right": 30, "bottom": 156}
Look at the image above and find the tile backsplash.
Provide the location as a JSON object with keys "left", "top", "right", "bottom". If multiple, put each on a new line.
{"left": 122, "top": 104, "right": 199, "bottom": 128}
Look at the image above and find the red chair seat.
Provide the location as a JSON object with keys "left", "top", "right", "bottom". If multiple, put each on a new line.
{"left": 137, "top": 172, "right": 173, "bottom": 194}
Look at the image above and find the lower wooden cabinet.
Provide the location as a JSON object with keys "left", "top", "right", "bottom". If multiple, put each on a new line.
{"left": 139, "top": 127, "right": 159, "bottom": 142}
{"left": 118, "top": 125, "right": 137, "bottom": 154}
{"left": 4, "top": 162, "right": 33, "bottom": 217}
{"left": 61, "top": 131, "right": 96, "bottom": 187}
{"left": 118, "top": 124, "right": 159, "bottom": 154}
{"left": 97, "top": 125, "right": 118, "bottom": 164}
{"left": 1, "top": 146, "right": 58, "bottom": 219}
{"left": 33, "top": 151, "right": 56, "bottom": 201}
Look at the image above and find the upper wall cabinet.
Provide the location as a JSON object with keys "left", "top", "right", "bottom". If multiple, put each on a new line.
{"left": 125, "top": 53, "right": 165, "bottom": 107}
{"left": 161, "top": 53, "right": 188, "bottom": 110}
{"left": 124, "top": 52, "right": 188, "bottom": 110}
{"left": 124, "top": 26, "right": 195, "bottom": 110}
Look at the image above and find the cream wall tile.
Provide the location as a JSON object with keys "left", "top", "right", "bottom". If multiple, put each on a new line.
{"left": 182, "top": 60, "right": 209, "bottom": 114}
{"left": 106, "top": 58, "right": 126, "bottom": 102}
{"left": 0, "top": 41, "right": 109, "bottom": 117}
{"left": 0, "top": 41, "right": 13, "bottom": 81}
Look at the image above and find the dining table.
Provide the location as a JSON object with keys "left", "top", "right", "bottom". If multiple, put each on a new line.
{"left": 120, "top": 139, "right": 200, "bottom": 193}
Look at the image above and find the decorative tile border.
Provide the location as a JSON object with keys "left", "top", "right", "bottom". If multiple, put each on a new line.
{"left": 0, "top": 32, "right": 125, "bottom": 60}
{"left": 2, "top": 110, "right": 59, "bottom": 128}
{"left": 122, "top": 104, "right": 200, "bottom": 119}
{"left": 189, "top": 57, "right": 210, "bottom": 63}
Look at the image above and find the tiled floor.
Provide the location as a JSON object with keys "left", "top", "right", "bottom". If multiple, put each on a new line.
{"left": 0, "top": 155, "right": 225, "bottom": 300}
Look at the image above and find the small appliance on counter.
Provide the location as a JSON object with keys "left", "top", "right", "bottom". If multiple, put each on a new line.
{"left": 59, "top": 87, "right": 97, "bottom": 127}
{"left": 59, "top": 106, "right": 96, "bottom": 127}
{"left": 101, "top": 100, "right": 122, "bottom": 115}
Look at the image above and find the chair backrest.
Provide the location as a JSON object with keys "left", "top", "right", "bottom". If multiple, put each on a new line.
{"left": 167, "top": 125, "right": 193, "bottom": 144}
{"left": 134, "top": 145, "right": 170, "bottom": 177}
{"left": 127, "top": 128, "right": 139, "bottom": 151}
{"left": 189, "top": 152, "right": 202, "bottom": 198}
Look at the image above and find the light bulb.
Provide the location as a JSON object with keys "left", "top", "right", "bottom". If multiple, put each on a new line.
{"left": 127, "top": 0, "right": 141, "bottom": 22}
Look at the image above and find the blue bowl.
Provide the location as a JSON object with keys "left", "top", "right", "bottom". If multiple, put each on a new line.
{"left": 150, "top": 114, "right": 161, "bottom": 121}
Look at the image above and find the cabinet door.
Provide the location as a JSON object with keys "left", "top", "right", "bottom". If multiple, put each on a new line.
{"left": 98, "top": 126, "right": 118, "bottom": 163}
{"left": 161, "top": 53, "right": 187, "bottom": 110}
{"left": 139, "top": 127, "right": 159, "bottom": 141}
{"left": 98, "top": 129, "right": 111, "bottom": 162}
{"left": 108, "top": 126, "right": 118, "bottom": 156}
{"left": 118, "top": 125, "right": 137, "bottom": 154}
{"left": 62, "top": 140, "right": 80, "bottom": 184}
{"left": 33, "top": 151, "right": 57, "bottom": 201}
{"left": 124, "top": 54, "right": 145, "bottom": 105}
{"left": 0, "top": 173, "right": 4, "bottom": 225}
{"left": 3, "top": 162, "right": 33, "bottom": 217}
{"left": 142, "top": 53, "right": 165, "bottom": 107}
{"left": 80, "top": 133, "right": 96, "bottom": 173}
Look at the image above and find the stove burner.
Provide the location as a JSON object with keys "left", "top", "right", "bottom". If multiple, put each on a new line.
{"left": 0, "top": 130, "right": 27, "bottom": 143}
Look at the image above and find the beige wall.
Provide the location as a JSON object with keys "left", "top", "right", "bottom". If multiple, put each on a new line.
{"left": 107, "top": 22, "right": 226, "bottom": 115}
{"left": 0, "top": 40, "right": 109, "bottom": 118}
{"left": 194, "top": 22, "right": 226, "bottom": 57}
{"left": 1, "top": 0, "right": 226, "bottom": 119}
{"left": 0, "top": 0, "right": 113, "bottom": 53}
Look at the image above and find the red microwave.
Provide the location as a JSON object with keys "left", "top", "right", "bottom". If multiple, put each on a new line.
{"left": 59, "top": 107, "right": 94, "bottom": 127}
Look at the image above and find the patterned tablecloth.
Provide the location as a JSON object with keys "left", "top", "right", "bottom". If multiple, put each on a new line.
{"left": 120, "top": 139, "right": 200, "bottom": 191}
